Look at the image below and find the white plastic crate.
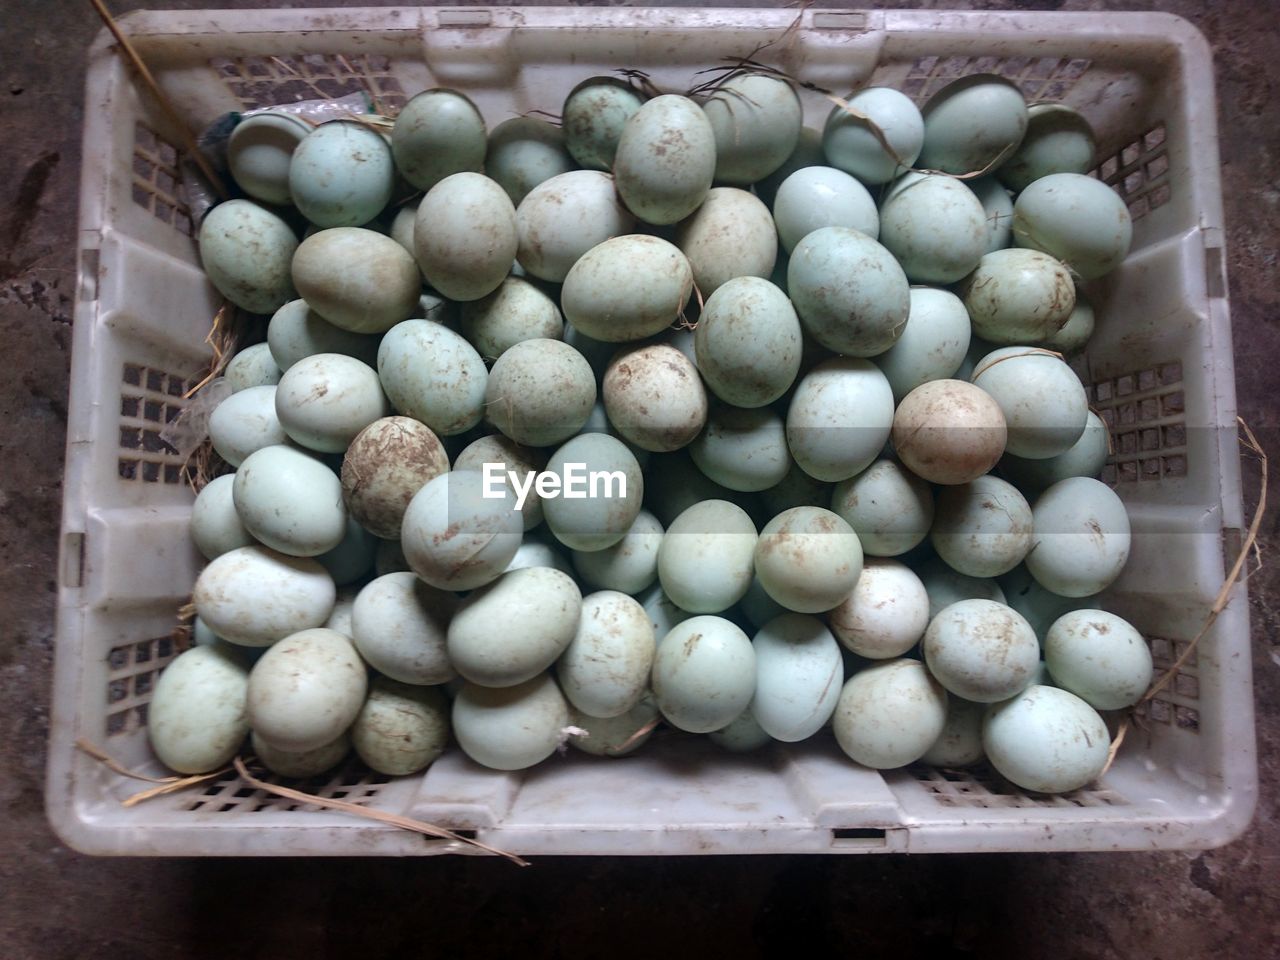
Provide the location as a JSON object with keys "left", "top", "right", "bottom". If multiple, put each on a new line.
{"left": 49, "top": 6, "right": 1255, "bottom": 856}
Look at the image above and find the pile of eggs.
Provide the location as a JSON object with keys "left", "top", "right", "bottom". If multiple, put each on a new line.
{"left": 150, "top": 70, "right": 1152, "bottom": 797}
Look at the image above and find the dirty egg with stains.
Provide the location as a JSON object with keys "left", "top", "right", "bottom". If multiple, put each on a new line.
{"left": 694, "top": 276, "right": 801, "bottom": 409}
{"left": 833, "top": 658, "right": 948, "bottom": 769}
{"left": 247, "top": 627, "right": 367, "bottom": 752}
{"left": 568, "top": 693, "right": 661, "bottom": 757}
{"left": 562, "top": 76, "right": 644, "bottom": 171}
{"left": 341, "top": 416, "right": 449, "bottom": 540}
{"left": 701, "top": 72, "right": 802, "bottom": 186}
{"left": 560, "top": 234, "right": 694, "bottom": 342}
{"left": 350, "top": 571, "right": 456, "bottom": 686}
{"left": 877, "top": 171, "right": 989, "bottom": 284}
{"left": 147, "top": 644, "right": 251, "bottom": 774}
{"left": 377, "top": 318, "right": 488, "bottom": 437}
{"left": 351, "top": 677, "right": 450, "bottom": 776}
{"left": 613, "top": 94, "right": 717, "bottom": 225}
{"left": 267, "top": 298, "right": 381, "bottom": 371}
{"left": 541, "top": 432, "right": 645, "bottom": 553}
{"left": 391, "top": 88, "right": 487, "bottom": 192}
{"left": 557, "top": 590, "right": 655, "bottom": 719}
{"left": 274, "top": 352, "right": 388, "bottom": 454}
{"left": 291, "top": 227, "right": 421, "bottom": 334}
{"left": 689, "top": 403, "right": 791, "bottom": 493}
{"left": 485, "top": 338, "right": 596, "bottom": 448}
{"left": 891, "top": 379, "right": 1008, "bottom": 486}
{"left": 982, "top": 684, "right": 1110, "bottom": 793}
{"left": 922, "top": 597, "right": 1040, "bottom": 703}
{"left": 192, "top": 545, "right": 336, "bottom": 648}
{"left": 414, "top": 171, "right": 518, "bottom": 301}
{"left": 288, "top": 120, "right": 395, "bottom": 228}
{"left": 603, "top": 343, "right": 707, "bottom": 453}
{"left": 675, "top": 186, "right": 777, "bottom": 297}
{"left": 486, "top": 117, "right": 575, "bottom": 207}
{"left": 830, "top": 458, "right": 934, "bottom": 558}
{"left": 958, "top": 247, "right": 1076, "bottom": 345}
{"left": 754, "top": 506, "right": 863, "bottom": 614}
{"left": 1044, "top": 609, "right": 1153, "bottom": 711}
{"left": 459, "top": 276, "right": 563, "bottom": 360}
{"left": 198, "top": 198, "right": 298, "bottom": 315}
{"left": 930, "top": 474, "right": 1034, "bottom": 579}
{"left": 828, "top": 557, "right": 930, "bottom": 660}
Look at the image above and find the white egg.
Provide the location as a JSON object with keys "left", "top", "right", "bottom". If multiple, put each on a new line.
{"left": 504, "top": 536, "right": 573, "bottom": 576}
{"left": 459, "top": 277, "right": 563, "bottom": 360}
{"left": 828, "top": 558, "right": 929, "bottom": 659}
{"left": 224, "top": 342, "right": 282, "bottom": 392}
{"left": 959, "top": 248, "right": 1076, "bottom": 345}
{"left": 1044, "top": 609, "right": 1153, "bottom": 710}
{"left": 891, "top": 379, "right": 1008, "bottom": 485}
{"left": 561, "top": 235, "right": 694, "bottom": 342}
{"left": 690, "top": 404, "right": 791, "bottom": 492}
{"left": 401, "top": 470, "right": 522, "bottom": 591}
{"left": 391, "top": 88, "right": 487, "bottom": 192}
{"left": 542, "top": 433, "right": 644, "bottom": 552}
{"left": 918, "top": 74, "right": 1028, "bottom": 175}
{"left": 877, "top": 172, "right": 988, "bottom": 283}
{"left": 967, "top": 176, "right": 1015, "bottom": 253}
{"left": 350, "top": 571, "right": 456, "bottom": 685}
{"left": 193, "top": 545, "right": 335, "bottom": 647}
{"left": 232, "top": 445, "right": 345, "bottom": 557}
{"left": 674, "top": 187, "right": 777, "bottom": 298}
{"left": 603, "top": 343, "right": 706, "bottom": 453}
{"left": 997, "top": 103, "right": 1096, "bottom": 193}
{"left": 614, "top": 94, "right": 717, "bottom": 225}
{"left": 324, "top": 587, "right": 358, "bottom": 638}
{"left": 1013, "top": 172, "right": 1131, "bottom": 280}
{"left": 454, "top": 433, "right": 548, "bottom": 532}
{"left": 1000, "top": 410, "right": 1109, "bottom": 493}
{"left": 923, "top": 598, "right": 1039, "bottom": 702}
{"left": 515, "top": 170, "right": 636, "bottom": 283}
{"left": 931, "top": 475, "right": 1033, "bottom": 578}
{"left": 657, "top": 499, "right": 757, "bottom": 614}
{"left": 486, "top": 338, "right": 596, "bottom": 448}
{"left": 558, "top": 590, "right": 655, "bottom": 718}
{"left": 247, "top": 628, "right": 367, "bottom": 751}
{"left": 971, "top": 347, "right": 1088, "bottom": 460}
{"left": 652, "top": 616, "right": 756, "bottom": 733}
{"left": 833, "top": 659, "right": 948, "bottom": 768}
{"left": 786, "top": 357, "right": 894, "bottom": 482}
{"left": 773, "top": 166, "right": 879, "bottom": 255}
{"left": 572, "top": 509, "right": 663, "bottom": 596}
{"left": 289, "top": 121, "right": 394, "bottom": 227}
{"left": 694, "top": 276, "right": 801, "bottom": 408}
{"left": 751, "top": 613, "right": 843, "bottom": 742}
{"left": 226, "top": 111, "right": 312, "bottom": 206}
{"left": 830, "top": 459, "right": 934, "bottom": 557}
{"left": 415, "top": 172, "right": 518, "bottom": 301}
{"left": 274, "top": 353, "right": 388, "bottom": 454}
{"left": 787, "top": 227, "right": 908, "bottom": 357}
{"left": 920, "top": 696, "right": 986, "bottom": 768}
{"left": 702, "top": 73, "right": 802, "bottom": 185}
{"left": 983, "top": 684, "right": 1110, "bottom": 792}
{"left": 448, "top": 567, "right": 582, "bottom": 687}
{"left": 568, "top": 693, "right": 661, "bottom": 757}
{"left": 351, "top": 677, "right": 450, "bottom": 776}
{"left": 190, "top": 474, "right": 254, "bottom": 560}
{"left": 822, "top": 86, "right": 924, "bottom": 185}
{"left": 148, "top": 645, "right": 250, "bottom": 773}
{"left": 874, "top": 287, "right": 971, "bottom": 403}
{"left": 253, "top": 730, "right": 350, "bottom": 779}
{"left": 452, "top": 673, "right": 571, "bottom": 770}
{"left": 208, "top": 385, "right": 288, "bottom": 467}
{"left": 292, "top": 228, "right": 421, "bottom": 334}
{"left": 377, "top": 319, "right": 488, "bottom": 437}
{"left": 341, "top": 416, "right": 449, "bottom": 539}
{"left": 198, "top": 199, "right": 297, "bottom": 314}
{"left": 267, "top": 298, "right": 380, "bottom": 371}
{"left": 755, "top": 507, "right": 863, "bottom": 614}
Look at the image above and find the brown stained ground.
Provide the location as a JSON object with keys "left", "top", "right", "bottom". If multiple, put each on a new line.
{"left": 2, "top": 0, "right": 1279, "bottom": 957}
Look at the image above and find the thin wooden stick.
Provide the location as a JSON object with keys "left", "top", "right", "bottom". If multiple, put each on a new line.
{"left": 233, "top": 758, "right": 529, "bottom": 865}
{"left": 88, "top": 0, "right": 229, "bottom": 199}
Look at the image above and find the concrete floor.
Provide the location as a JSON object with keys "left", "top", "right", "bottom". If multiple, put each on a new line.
{"left": 2, "top": 0, "right": 1277, "bottom": 956}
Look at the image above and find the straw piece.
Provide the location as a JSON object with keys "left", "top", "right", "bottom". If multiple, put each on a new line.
{"left": 232, "top": 758, "right": 529, "bottom": 865}
{"left": 616, "top": 715, "right": 662, "bottom": 753}
{"left": 123, "top": 768, "right": 231, "bottom": 806}
{"left": 88, "top": 0, "right": 229, "bottom": 199}
{"left": 76, "top": 738, "right": 181, "bottom": 785}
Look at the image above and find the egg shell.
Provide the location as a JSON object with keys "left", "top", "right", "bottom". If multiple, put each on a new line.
{"left": 918, "top": 74, "right": 1028, "bottom": 175}
{"left": 690, "top": 403, "right": 791, "bottom": 492}
{"left": 190, "top": 474, "right": 254, "bottom": 560}
{"left": 562, "top": 77, "right": 644, "bottom": 171}
{"left": 694, "top": 276, "right": 801, "bottom": 409}
{"left": 568, "top": 693, "right": 661, "bottom": 757}
{"left": 998, "top": 564, "right": 1095, "bottom": 643}
{"left": 878, "top": 172, "right": 989, "bottom": 283}
{"left": 274, "top": 353, "right": 389, "bottom": 454}
{"left": 458, "top": 277, "right": 563, "bottom": 361}
{"left": 504, "top": 535, "right": 573, "bottom": 576}
{"left": 227, "top": 111, "right": 312, "bottom": 206}
{"left": 1026, "top": 477, "right": 1131, "bottom": 598}
{"left": 876, "top": 287, "right": 972, "bottom": 403}
{"left": 833, "top": 659, "right": 948, "bottom": 768}
{"left": 192, "top": 616, "right": 223, "bottom": 647}
{"left": 292, "top": 228, "right": 420, "bottom": 334}
{"left": 193, "top": 545, "right": 335, "bottom": 647}
{"left": 232, "top": 445, "right": 346, "bottom": 557}
{"left": 971, "top": 347, "right": 1089, "bottom": 460}
{"left": 487, "top": 117, "right": 575, "bottom": 206}
{"left": 699, "top": 73, "right": 801, "bottom": 186}
{"left": 208, "top": 385, "right": 288, "bottom": 468}
{"left": 542, "top": 433, "right": 645, "bottom": 552}
{"left": 316, "top": 514, "right": 377, "bottom": 586}
{"left": 351, "top": 677, "right": 450, "bottom": 776}
{"left": 452, "top": 673, "right": 571, "bottom": 771}
{"left": 247, "top": 628, "right": 367, "bottom": 751}
{"left": 829, "top": 558, "right": 930, "bottom": 659}
{"left": 558, "top": 590, "right": 656, "bottom": 718}
{"left": 253, "top": 729, "right": 350, "bottom": 779}
{"left": 350, "top": 571, "right": 456, "bottom": 685}
{"left": 391, "top": 88, "right": 487, "bottom": 192}
{"left": 787, "top": 227, "right": 909, "bottom": 357}
{"left": 640, "top": 583, "right": 694, "bottom": 639}
{"left": 759, "top": 462, "right": 832, "bottom": 517}
{"left": 225, "top": 342, "right": 282, "bottom": 392}
{"left": 485, "top": 338, "right": 596, "bottom": 447}
{"left": 415, "top": 172, "right": 518, "bottom": 301}
{"left": 389, "top": 202, "right": 419, "bottom": 263}
{"left": 755, "top": 126, "right": 824, "bottom": 207}
{"left": 401, "top": 470, "right": 523, "bottom": 591}
{"left": 1040, "top": 294, "right": 1095, "bottom": 354}
{"left": 652, "top": 616, "right": 756, "bottom": 733}
{"left": 710, "top": 706, "right": 773, "bottom": 752}
{"left": 755, "top": 506, "right": 863, "bottom": 614}
{"left": 1000, "top": 410, "right": 1108, "bottom": 493}
{"left": 266, "top": 298, "right": 381, "bottom": 371}
{"left": 148, "top": 645, "right": 250, "bottom": 774}
{"left": 917, "top": 556, "right": 1008, "bottom": 622}
{"left": 324, "top": 587, "right": 358, "bottom": 638}
{"left": 513, "top": 172, "right": 633, "bottom": 285}
{"left": 341, "top": 416, "right": 449, "bottom": 539}
{"left": 1013, "top": 172, "right": 1133, "bottom": 280}
{"left": 448, "top": 566, "right": 582, "bottom": 687}
{"left": 199, "top": 199, "right": 298, "bottom": 314}
{"left": 786, "top": 357, "right": 894, "bottom": 483}
{"left": 290, "top": 121, "right": 394, "bottom": 227}
{"left": 830, "top": 459, "right": 934, "bottom": 557}
{"left": 454, "top": 433, "right": 548, "bottom": 532}
{"left": 997, "top": 103, "right": 1097, "bottom": 193}
{"left": 931, "top": 475, "right": 1033, "bottom": 578}
{"left": 674, "top": 187, "right": 777, "bottom": 297}
{"left": 923, "top": 598, "right": 1040, "bottom": 702}
{"left": 614, "top": 95, "right": 717, "bottom": 225}
{"left": 822, "top": 86, "right": 924, "bottom": 185}
{"left": 571, "top": 509, "right": 662, "bottom": 596}
{"left": 750, "top": 613, "right": 843, "bottom": 742}
{"left": 967, "top": 176, "right": 1015, "bottom": 253}
{"left": 600, "top": 343, "right": 705, "bottom": 453}
{"left": 891, "top": 379, "right": 1007, "bottom": 485}
{"left": 657, "top": 499, "right": 757, "bottom": 614}
{"left": 1044, "top": 609, "right": 1153, "bottom": 710}
{"left": 773, "top": 166, "right": 879, "bottom": 255}
{"left": 920, "top": 696, "right": 986, "bottom": 767}
{"left": 377, "top": 319, "right": 488, "bottom": 437}
{"left": 982, "top": 684, "right": 1110, "bottom": 792}
{"left": 958, "top": 248, "right": 1076, "bottom": 345}
{"left": 561, "top": 234, "right": 694, "bottom": 342}
{"left": 644, "top": 451, "right": 744, "bottom": 527}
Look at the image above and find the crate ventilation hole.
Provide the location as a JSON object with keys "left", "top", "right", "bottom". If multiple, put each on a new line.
{"left": 131, "top": 124, "right": 193, "bottom": 237}
{"left": 1089, "top": 360, "right": 1187, "bottom": 486}
{"left": 118, "top": 362, "right": 190, "bottom": 485}
{"left": 210, "top": 54, "right": 407, "bottom": 112}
